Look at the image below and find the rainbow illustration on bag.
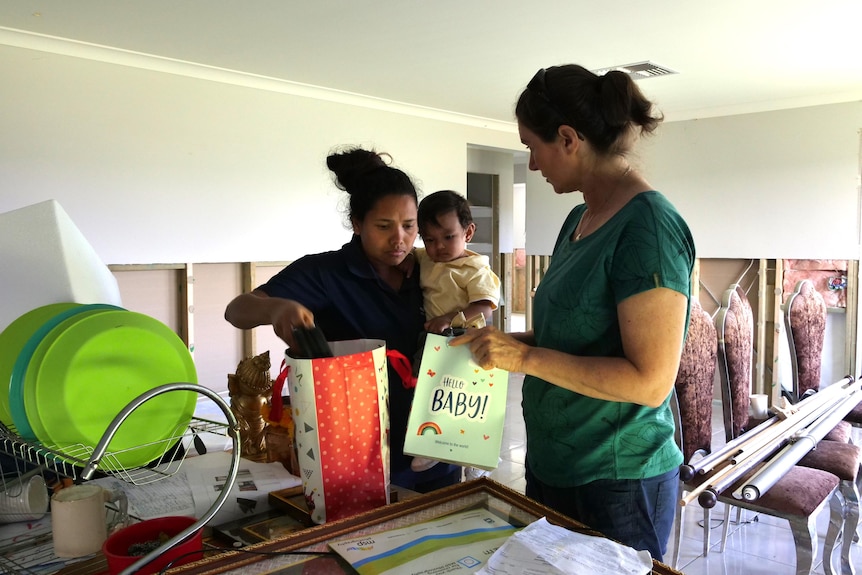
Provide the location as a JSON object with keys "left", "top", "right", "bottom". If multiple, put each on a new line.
{"left": 416, "top": 421, "right": 442, "bottom": 435}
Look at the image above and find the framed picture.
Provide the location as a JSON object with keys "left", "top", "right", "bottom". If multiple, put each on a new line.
{"left": 170, "top": 478, "right": 682, "bottom": 575}
{"left": 211, "top": 509, "right": 308, "bottom": 548}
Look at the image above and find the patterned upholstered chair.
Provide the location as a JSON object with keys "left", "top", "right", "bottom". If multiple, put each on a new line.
{"left": 806, "top": 277, "right": 862, "bottom": 449}
{"left": 714, "top": 284, "right": 843, "bottom": 575}
{"left": 784, "top": 279, "right": 830, "bottom": 401}
{"left": 670, "top": 299, "right": 718, "bottom": 568}
{"left": 784, "top": 279, "right": 861, "bottom": 570}
{"left": 784, "top": 279, "right": 855, "bottom": 438}
{"left": 784, "top": 279, "right": 852, "bottom": 440}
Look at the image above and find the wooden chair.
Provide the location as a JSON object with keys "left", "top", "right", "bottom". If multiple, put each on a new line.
{"left": 714, "top": 284, "right": 843, "bottom": 575}
{"left": 670, "top": 299, "right": 718, "bottom": 568}
{"left": 784, "top": 279, "right": 861, "bottom": 571}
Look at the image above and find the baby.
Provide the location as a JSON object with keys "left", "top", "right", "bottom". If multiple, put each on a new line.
{"left": 414, "top": 190, "right": 500, "bottom": 334}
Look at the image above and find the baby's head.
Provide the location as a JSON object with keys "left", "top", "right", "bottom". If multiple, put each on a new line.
{"left": 418, "top": 190, "right": 476, "bottom": 263}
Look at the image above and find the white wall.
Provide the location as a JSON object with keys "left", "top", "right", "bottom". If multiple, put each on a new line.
{"left": 6, "top": 39, "right": 860, "bottom": 265}
{"left": 523, "top": 169, "right": 573, "bottom": 255}
{"left": 0, "top": 43, "right": 521, "bottom": 265}
{"left": 644, "top": 102, "right": 862, "bottom": 260}
{"left": 524, "top": 102, "right": 862, "bottom": 259}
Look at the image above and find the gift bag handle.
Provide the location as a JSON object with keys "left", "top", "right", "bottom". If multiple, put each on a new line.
{"left": 270, "top": 360, "right": 290, "bottom": 421}
{"left": 386, "top": 350, "right": 417, "bottom": 389}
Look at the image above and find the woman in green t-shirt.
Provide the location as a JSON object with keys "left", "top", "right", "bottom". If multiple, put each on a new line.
{"left": 452, "top": 64, "right": 695, "bottom": 560}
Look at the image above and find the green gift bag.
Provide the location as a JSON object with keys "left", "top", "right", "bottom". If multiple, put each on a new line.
{"left": 403, "top": 333, "right": 508, "bottom": 470}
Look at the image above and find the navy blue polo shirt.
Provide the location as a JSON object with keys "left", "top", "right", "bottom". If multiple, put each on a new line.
{"left": 258, "top": 235, "right": 458, "bottom": 487}
{"left": 260, "top": 235, "right": 425, "bottom": 352}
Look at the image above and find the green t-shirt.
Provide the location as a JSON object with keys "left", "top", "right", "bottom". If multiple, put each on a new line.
{"left": 524, "top": 191, "right": 694, "bottom": 487}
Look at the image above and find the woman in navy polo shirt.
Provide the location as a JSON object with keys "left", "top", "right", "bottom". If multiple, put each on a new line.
{"left": 225, "top": 146, "right": 461, "bottom": 493}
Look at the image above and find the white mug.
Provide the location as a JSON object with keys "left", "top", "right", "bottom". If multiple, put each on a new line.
{"left": 0, "top": 474, "right": 49, "bottom": 523}
{"left": 51, "top": 484, "right": 129, "bottom": 558}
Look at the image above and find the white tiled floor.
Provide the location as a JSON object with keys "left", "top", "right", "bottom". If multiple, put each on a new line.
{"left": 485, "top": 371, "right": 862, "bottom": 574}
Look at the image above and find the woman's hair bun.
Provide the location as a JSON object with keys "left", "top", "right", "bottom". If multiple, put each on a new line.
{"left": 327, "top": 148, "right": 388, "bottom": 193}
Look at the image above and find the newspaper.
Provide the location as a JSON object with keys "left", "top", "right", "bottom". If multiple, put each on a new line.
{"left": 91, "top": 451, "right": 301, "bottom": 524}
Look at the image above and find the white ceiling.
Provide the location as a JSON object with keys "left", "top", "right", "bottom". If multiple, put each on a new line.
{"left": 2, "top": 0, "right": 861, "bottom": 124}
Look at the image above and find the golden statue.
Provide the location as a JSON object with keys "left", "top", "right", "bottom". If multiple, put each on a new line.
{"left": 228, "top": 351, "right": 273, "bottom": 461}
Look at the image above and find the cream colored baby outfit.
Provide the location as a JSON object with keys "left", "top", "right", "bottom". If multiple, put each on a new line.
{"left": 414, "top": 248, "right": 501, "bottom": 319}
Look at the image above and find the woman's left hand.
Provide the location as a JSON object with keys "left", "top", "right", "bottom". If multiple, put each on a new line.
{"left": 449, "top": 326, "right": 531, "bottom": 373}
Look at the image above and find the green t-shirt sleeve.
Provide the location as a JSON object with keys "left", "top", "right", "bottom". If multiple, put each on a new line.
{"left": 611, "top": 195, "right": 695, "bottom": 305}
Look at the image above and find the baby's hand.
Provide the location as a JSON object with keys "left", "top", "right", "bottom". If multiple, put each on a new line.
{"left": 424, "top": 315, "right": 453, "bottom": 334}
{"left": 397, "top": 250, "right": 416, "bottom": 278}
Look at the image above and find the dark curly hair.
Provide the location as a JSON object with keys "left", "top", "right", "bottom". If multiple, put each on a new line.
{"left": 417, "top": 190, "right": 473, "bottom": 234}
{"left": 515, "top": 65, "right": 663, "bottom": 155}
{"left": 326, "top": 147, "right": 418, "bottom": 223}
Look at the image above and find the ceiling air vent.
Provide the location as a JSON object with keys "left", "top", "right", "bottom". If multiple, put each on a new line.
{"left": 591, "top": 61, "right": 677, "bottom": 80}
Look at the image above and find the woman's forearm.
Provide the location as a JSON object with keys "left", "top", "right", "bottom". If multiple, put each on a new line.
{"left": 224, "top": 291, "right": 278, "bottom": 329}
{"left": 520, "top": 348, "right": 673, "bottom": 407}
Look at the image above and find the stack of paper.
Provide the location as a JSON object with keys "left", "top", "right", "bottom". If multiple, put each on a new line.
{"left": 476, "top": 518, "right": 653, "bottom": 575}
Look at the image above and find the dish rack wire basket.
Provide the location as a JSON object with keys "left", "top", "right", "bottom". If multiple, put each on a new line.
{"left": 0, "top": 383, "right": 241, "bottom": 575}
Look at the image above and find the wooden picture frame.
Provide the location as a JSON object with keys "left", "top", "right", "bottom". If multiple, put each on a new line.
{"left": 170, "top": 478, "right": 682, "bottom": 575}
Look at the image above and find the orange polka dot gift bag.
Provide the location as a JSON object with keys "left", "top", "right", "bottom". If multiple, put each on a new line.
{"left": 285, "top": 337, "right": 394, "bottom": 524}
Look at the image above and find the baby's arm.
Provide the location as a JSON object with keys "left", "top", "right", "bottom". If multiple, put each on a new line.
{"left": 424, "top": 300, "right": 494, "bottom": 333}
{"left": 458, "top": 264, "right": 499, "bottom": 326}
{"left": 461, "top": 300, "right": 494, "bottom": 324}
{"left": 424, "top": 312, "right": 459, "bottom": 334}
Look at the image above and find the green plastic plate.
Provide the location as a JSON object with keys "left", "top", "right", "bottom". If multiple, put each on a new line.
{"left": 0, "top": 303, "right": 80, "bottom": 427}
{"left": 8, "top": 304, "right": 123, "bottom": 439}
{"left": 19, "top": 310, "right": 197, "bottom": 468}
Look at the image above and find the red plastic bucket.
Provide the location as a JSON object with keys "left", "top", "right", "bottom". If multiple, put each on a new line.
{"left": 102, "top": 515, "right": 203, "bottom": 575}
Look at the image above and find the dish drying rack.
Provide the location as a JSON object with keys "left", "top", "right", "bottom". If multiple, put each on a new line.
{"left": 1, "top": 383, "right": 242, "bottom": 575}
